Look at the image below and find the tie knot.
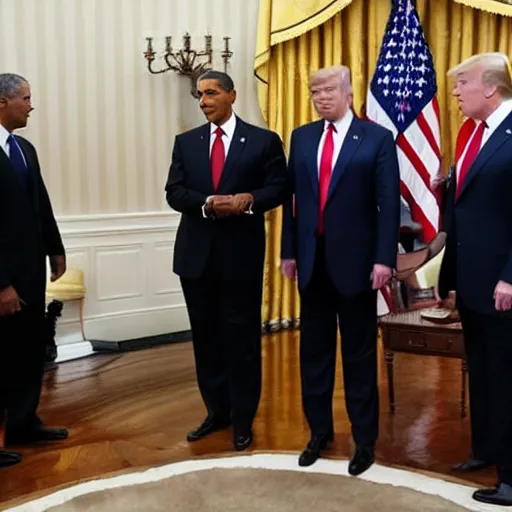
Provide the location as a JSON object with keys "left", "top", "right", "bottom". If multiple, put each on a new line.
{"left": 7, "top": 134, "right": 14, "bottom": 145}
{"left": 327, "top": 123, "right": 336, "bottom": 133}
{"left": 215, "top": 126, "right": 224, "bottom": 137}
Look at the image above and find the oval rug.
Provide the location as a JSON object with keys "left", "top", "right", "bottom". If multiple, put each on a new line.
{"left": 6, "top": 454, "right": 499, "bottom": 512}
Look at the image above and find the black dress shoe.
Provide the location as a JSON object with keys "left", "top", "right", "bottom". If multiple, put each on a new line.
{"left": 6, "top": 426, "right": 68, "bottom": 445}
{"left": 452, "top": 458, "right": 490, "bottom": 472}
{"left": 348, "top": 445, "right": 375, "bottom": 476}
{"left": 234, "top": 430, "right": 253, "bottom": 451}
{"left": 186, "top": 417, "right": 231, "bottom": 442}
{"left": 0, "top": 450, "right": 22, "bottom": 468}
{"left": 473, "top": 482, "right": 512, "bottom": 506}
{"left": 298, "top": 435, "right": 329, "bottom": 467}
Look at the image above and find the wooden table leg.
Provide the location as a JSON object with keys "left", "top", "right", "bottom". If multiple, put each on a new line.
{"left": 461, "top": 358, "right": 468, "bottom": 418}
{"left": 385, "top": 349, "right": 395, "bottom": 413}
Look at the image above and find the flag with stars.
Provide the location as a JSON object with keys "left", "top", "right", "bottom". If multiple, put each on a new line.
{"left": 367, "top": 0, "right": 441, "bottom": 244}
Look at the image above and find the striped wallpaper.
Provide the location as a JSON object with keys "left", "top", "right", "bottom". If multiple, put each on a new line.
{"left": 0, "top": 0, "right": 263, "bottom": 215}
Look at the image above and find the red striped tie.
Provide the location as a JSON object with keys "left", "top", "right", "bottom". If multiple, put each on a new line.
{"left": 210, "top": 126, "right": 225, "bottom": 191}
{"left": 318, "top": 123, "right": 336, "bottom": 233}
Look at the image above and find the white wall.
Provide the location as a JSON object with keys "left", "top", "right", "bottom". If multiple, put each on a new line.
{"left": 0, "top": 0, "right": 263, "bottom": 342}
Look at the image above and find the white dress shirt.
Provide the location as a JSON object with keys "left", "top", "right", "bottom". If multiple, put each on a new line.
{"left": 457, "top": 99, "right": 512, "bottom": 178}
{"left": 317, "top": 108, "right": 354, "bottom": 174}
{"left": 209, "top": 111, "right": 236, "bottom": 157}
{"left": 0, "top": 123, "right": 28, "bottom": 166}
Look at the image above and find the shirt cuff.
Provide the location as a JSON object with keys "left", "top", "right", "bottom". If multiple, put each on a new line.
{"left": 202, "top": 196, "right": 214, "bottom": 218}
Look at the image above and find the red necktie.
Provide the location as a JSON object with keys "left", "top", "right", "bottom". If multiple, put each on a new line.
{"left": 210, "top": 126, "right": 225, "bottom": 191}
{"left": 318, "top": 123, "right": 336, "bottom": 233}
{"left": 455, "top": 121, "right": 486, "bottom": 200}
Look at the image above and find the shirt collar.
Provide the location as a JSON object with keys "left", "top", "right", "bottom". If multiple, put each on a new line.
{"left": 323, "top": 108, "right": 354, "bottom": 133}
{"left": 211, "top": 111, "right": 237, "bottom": 139}
{"left": 485, "top": 99, "right": 512, "bottom": 132}
{"left": 0, "top": 123, "right": 11, "bottom": 150}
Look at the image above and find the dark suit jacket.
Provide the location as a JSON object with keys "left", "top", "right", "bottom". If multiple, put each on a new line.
{"left": 281, "top": 117, "right": 401, "bottom": 296}
{"left": 438, "top": 111, "right": 512, "bottom": 316}
{"left": 0, "top": 135, "right": 64, "bottom": 306}
{"left": 165, "top": 117, "right": 290, "bottom": 281}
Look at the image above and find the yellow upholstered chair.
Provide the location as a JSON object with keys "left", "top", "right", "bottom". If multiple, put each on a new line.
{"left": 46, "top": 268, "right": 86, "bottom": 340}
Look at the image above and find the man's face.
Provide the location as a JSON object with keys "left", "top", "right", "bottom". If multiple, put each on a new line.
{"left": 198, "top": 79, "right": 236, "bottom": 126}
{"left": 0, "top": 82, "right": 33, "bottom": 131}
{"left": 310, "top": 76, "right": 350, "bottom": 121}
{"left": 452, "top": 65, "right": 493, "bottom": 120}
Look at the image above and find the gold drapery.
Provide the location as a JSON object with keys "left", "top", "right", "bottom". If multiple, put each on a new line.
{"left": 257, "top": 0, "right": 512, "bottom": 329}
{"left": 453, "top": 0, "right": 512, "bottom": 16}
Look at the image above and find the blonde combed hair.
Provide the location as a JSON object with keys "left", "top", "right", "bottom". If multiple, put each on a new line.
{"left": 448, "top": 52, "right": 512, "bottom": 99}
{"left": 309, "top": 65, "right": 353, "bottom": 94}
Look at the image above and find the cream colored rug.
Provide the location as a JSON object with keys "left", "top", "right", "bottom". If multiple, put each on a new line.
{"left": 5, "top": 455, "right": 505, "bottom": 512}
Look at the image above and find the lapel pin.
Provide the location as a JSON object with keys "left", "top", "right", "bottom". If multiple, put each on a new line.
{"left": 506, "top": 129, "right": 512, "bottom": 135}
{"left": 353, "top": 135, "right": 359, "bottom": 140}
{"left": 240, "top": 137, "right": 246, "bottom": 143}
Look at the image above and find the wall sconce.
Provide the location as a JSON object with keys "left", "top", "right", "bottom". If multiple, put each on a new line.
{"left": 143, "top": 33, "right": 233, "bottom": 98}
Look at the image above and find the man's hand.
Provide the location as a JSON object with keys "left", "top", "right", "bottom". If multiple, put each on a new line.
{"left": 0, "top": 286, "right": 21, "bottom": 316}
{"left": 494, "top": 280, "right": 512, "bottom": 312}
{"left": 371, "top": 264, "right": 393, "bottom": 290}
{"left": 208, "top": 195, "right": 235, "bottom": 218}
{"left": 232, "top": 193, "right": 254, "bottom": 214}
{"left": 430, "top": 171, "right": 446, "bottom": 192}
{"left": 280, "top": 259, "right": 297, "bottom": 281}
{"left": 50, "top": 255, "right": 66, "bottom": 282}
{"left": 208, "top": 194, "right": 254, "bottom": 217}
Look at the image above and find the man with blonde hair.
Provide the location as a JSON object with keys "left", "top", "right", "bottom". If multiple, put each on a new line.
{"left": 438, "top": 52, "right": 512, "bottom": 506}
{"left": 281, "top": 65, "right": 400, "bottom": 473}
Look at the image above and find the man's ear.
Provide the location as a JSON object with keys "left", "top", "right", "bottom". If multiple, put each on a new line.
{"left": 230, "top": 89, "right": 237, "bottom": 105}
{"left": 483, "top": 83, "right": 498, "bottom": 99}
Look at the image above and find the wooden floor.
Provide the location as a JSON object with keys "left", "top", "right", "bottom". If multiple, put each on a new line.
{"left": 0, "top": 329, "right": 496, "bottom": 508}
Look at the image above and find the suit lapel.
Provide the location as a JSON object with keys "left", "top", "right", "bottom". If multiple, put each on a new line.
{"left": 16, "top": 137, "right": 39, "bottom": 205}
{"left": 304, "top": 121, "right": 324, "bottom": 200}
{"left": 0, "top": 141, "right": 29, "bottom": 195}
{"left": 327, "top": 118, "right": 363, "bottom": 202}
{"left": 458, "top": 112, "right": 512, "bottom": 201}
{"left": 196, "top": 124, "right": 214, "bottom": 193}
{"left": 217, "top": 117, "right": 248, "bottom": 190}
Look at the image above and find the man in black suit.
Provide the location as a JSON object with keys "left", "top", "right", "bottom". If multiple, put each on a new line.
{"left": 438, "top": 53, "right": 512, "bottom": 507}
{"left": 0, "top": 73, "right": 68, "bottom": 467}
{"left": 281, "top": 65, "right": 400, "bottom": 474}
{"left": 165, "top": 70, "right": 289, "bottom": 450}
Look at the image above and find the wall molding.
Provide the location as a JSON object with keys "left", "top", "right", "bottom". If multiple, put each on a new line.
{"left": 53, "top": 210, "right": 189, "bottom": 345}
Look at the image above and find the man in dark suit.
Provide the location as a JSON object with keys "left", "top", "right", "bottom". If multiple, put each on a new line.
{"left": 165, "top": 70, "right": 289, "bottom": 450}
{"left": 281, "top": 65, "right": 400, "bottom": 474}
{"left": 0, "top": 73, "right": 68, "bottom": 467}
{"left": 438, "top": 53, "right": 512, "bottom": 507}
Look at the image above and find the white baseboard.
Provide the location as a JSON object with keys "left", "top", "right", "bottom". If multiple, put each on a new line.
{"left": 53, "top": 211, "right": 190, "bottom": 345}
{"left": 55, "top": 341, "right": 95, "bottom": 363}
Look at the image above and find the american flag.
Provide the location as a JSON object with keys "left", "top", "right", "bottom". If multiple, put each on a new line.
{"left": 367, "top": 0, "right": 441, "bottom": 244}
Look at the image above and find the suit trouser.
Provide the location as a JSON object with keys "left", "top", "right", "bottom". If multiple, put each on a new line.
{"left": 459, "top": 300, "right": 512, "bottom": 484}
{"left": 180, "top": 276, "right": 262, "bottom": 431}
{"left": 299, "top": 241, "right": 379, "bottom": 446}
{"left": 0, "top": 302, "right": 46, "bottom": 433}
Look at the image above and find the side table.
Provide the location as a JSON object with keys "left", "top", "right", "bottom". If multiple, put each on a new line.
{"left": 379, "top": 309, "right": 468, "bottom": 417}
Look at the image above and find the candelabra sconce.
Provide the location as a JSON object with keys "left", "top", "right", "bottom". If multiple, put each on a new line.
{"left": 143, "top": 33, "right": 233, "bottom": 99}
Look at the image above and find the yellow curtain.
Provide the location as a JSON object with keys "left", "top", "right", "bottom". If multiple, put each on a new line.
{"left": 453, "top": 0, "right": 512, "bottom": 16}
{"left": 257, "top": 0, "right": 512, "bottom": 329}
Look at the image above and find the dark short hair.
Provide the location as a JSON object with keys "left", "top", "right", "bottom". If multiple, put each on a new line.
{"left": 198, "top": 70, "right": 235, "bottom": 92}
{"left": 0, "top": 73, "right": 28, "bottom": 98}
